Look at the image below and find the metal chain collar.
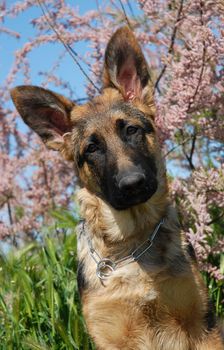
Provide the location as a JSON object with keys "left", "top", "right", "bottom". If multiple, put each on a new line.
{"left": 84, "top": 218, "right": 165, "bottom": 280}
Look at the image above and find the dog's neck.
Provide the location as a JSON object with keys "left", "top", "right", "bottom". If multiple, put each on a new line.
{"left": 77, "top": 185, "right": 176, "bottom": 245}
{"left": 77, "top": 187, "right": 185, "bottom": 277}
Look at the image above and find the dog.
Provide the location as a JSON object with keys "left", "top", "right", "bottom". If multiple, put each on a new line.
{"left": 11, "top": 26, "right": 223, "bottom": 350}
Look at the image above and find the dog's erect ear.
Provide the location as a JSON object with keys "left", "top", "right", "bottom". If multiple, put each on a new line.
{"left": 10, "top": 86, "right": 75, "bottom": 160}
{"left": 103, "top": 26, "right": 153, "bottom": 105}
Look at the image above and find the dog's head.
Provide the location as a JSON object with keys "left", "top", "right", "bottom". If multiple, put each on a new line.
{"left": 11, "top": 27, "right": 166, "bottom": 210}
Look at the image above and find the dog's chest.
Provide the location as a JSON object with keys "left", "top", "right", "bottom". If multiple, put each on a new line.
{"left": 76, "top": 223, "right": 158, "bottom": 302}
{"left": 79, "top": 257, "right": 158, "bottom": 350}
{"left": 76, "top": 225, "right": 210, "bottom": 350}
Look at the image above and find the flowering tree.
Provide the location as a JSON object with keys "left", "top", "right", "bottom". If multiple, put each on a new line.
{"left": 0, "top": 0, "right": 223, "bottom": 289}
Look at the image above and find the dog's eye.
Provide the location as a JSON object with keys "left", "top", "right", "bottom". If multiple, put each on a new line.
{"left": 86, "top": 143, "right": 98, "bottom": 153}
{"left": 126, "top": 126, "right": 138, "bottom": 135}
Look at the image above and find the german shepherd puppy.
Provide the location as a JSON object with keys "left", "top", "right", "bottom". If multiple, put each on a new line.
{"left": 11, "top": 27, "right": 223, "bottom": 349}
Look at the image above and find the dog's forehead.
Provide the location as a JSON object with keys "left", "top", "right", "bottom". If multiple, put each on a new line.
{"left": 70, "top": 89, "right": 145, "bottom": 137}
{"left": 70, "top": 88, "right": 155, "bottom": 140}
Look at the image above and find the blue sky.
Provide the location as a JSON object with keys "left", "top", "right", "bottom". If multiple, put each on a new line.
{"left": 1, "top": 1, "right": 140, "bottom": 99}
{"left": 1, "top": 1, "right": 104, "bottom": 99}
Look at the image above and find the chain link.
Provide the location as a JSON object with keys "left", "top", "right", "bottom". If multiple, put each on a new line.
{"left": 84, "top": 218, "right": 165, "bottom": 280}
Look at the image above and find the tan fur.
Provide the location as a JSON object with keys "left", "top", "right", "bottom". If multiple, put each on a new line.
{"left": 77, "top": 189, "right": 223, "bottom": 349}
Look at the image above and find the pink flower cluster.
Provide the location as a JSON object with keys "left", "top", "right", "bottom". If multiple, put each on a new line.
{"left": 172, "top": 166, "right": 224, "bottom": 280}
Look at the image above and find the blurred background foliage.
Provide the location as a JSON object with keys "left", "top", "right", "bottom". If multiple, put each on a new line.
{"left": 0, "top": 209, "right": 94, "bottom": 349}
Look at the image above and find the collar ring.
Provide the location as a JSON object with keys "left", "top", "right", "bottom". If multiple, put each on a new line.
{"left": 96, "top": 258, "right": 116, "bottom": 280}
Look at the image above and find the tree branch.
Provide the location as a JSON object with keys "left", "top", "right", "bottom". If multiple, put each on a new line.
{"left": 41, "top": 160, "right": 55, "bottom": 209}
{"left": 37, "top": 0, "right": 101, "bottom": 94}
{"left": 180, "top": 1, "right": 206, "bottom": 169}
{"left": 7, "top": 199, "right": 18, "bottom": 247}
{"left": 7, "top": 200, "right": 13, "bottom": 226}
{"left": 117, "top": 0, "right": 133, "bottom": 30}
{"left": 182, "top": 128, "right": 197, "bottom": 170}
{"left": 154, "top": 0, "right": 184, "bottom": 93}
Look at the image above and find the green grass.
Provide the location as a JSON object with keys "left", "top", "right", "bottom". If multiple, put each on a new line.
{"left": 0, "top": 230, "right": 94, "bottom": 350}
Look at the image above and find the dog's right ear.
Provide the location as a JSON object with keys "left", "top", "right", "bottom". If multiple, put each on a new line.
{"left": 10, "top": 85, "right": 75, "bottom": 160}
{"left": 103, "top": 26, "right": 153, "bottom": 107}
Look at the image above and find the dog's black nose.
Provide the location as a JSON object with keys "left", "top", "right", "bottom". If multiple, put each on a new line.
{"left": 118, "top": 173, "right": 146, "bottom": 192}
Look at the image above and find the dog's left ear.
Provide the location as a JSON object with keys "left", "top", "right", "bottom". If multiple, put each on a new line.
{"left": 103, "top": 26, "right": 153, "bottom": 106}
{"left": 10, "top": 85, "right": 75, "bottom": 160}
